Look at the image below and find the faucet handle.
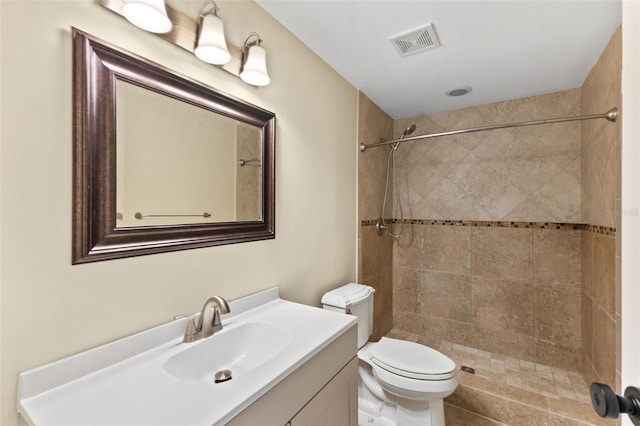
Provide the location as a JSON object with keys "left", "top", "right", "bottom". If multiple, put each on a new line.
{"left": 182, "top": 314, "right": 198, "bottom": 343}
{"left": 211, "top": 308, "right": 224, "bottom": 334}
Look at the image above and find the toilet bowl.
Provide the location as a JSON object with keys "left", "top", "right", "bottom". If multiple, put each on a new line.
{"left": 322, "top": 283, "right": 458, "bottom": 426}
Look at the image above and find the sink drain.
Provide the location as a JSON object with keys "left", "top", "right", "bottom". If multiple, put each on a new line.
{"left": 214, "top": 369, "right": 232, "bottom": 383}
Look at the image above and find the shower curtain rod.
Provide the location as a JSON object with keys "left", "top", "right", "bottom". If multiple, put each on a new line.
{"left": 359, "top": 107, "right": 618, "bottom": 152}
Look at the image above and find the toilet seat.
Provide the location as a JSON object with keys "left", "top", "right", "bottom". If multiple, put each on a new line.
{"left": 371, "top": 363, "right": 459, "bottom": 400}
{"left": 369, "top": 337, "right": 456, "bottom": 380}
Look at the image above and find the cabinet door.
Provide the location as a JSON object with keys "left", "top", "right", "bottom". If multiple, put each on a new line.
{"left": 290, "top": 357, "right": 358, "bottom": 426}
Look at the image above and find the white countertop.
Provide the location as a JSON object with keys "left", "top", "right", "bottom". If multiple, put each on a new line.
{"left": 17, "top": 288, "right": 357, "bottom": 425}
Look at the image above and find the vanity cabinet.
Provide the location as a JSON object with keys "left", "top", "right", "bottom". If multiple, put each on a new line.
{"left": 288, "top": 357, "right": 358, "bottom": 426}
{"left": 227, "top": 325, "right": 358, "bottom": 426}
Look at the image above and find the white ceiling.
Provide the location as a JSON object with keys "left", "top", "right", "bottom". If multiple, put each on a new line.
{"left": 256, "top": 0, "right": 622, "bottom": 119}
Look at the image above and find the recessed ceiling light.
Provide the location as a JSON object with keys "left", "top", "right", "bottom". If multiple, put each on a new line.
{"left": 445, "top": 86, "right": 472, "bottom": 97}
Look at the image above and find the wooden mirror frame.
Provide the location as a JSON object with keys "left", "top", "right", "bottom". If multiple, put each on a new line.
{"left": 72, "top": 28, "right": 275, "bottom": 264}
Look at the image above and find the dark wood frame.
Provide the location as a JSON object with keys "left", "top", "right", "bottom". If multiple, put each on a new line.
{"left": 72, "top": 28, "right": 276, "bottom": 264}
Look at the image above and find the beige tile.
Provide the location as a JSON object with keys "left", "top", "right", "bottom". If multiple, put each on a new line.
{"left": 552, "top": 368, "right": 573, "bottom": 386}
{"left": 538, "top": 377, "right": 557, "bottom": 394}
{"left": 472, "top": 226, "right": 533, "bottom": 258}
{"left": 373, "top": 310, "right": 393, "bottom": 341}
{"left": 392, "top": 224, "right": 423, "bottom": 269}
{"left": 449, "top": 320, "right": 476, "bottom": 347}
{"left": 373, "top": 268, "right": 393, "bottom": 327}
{"left": 534, "top": 285, "right": 581, "bottom": 348}
{"left": 534, "top": 229, "right": 581, "bottom": 287}
{"left": 424, "top": 177, "right": 474, "bottom": 219}
{"left": 473, "top": 252, "right": 533, "bottom": 282}
{"left": 360, "top": 226, "right": 382, "bottom": 280}
{"left": 472, "top": 326, "right": 534, "bottom": 360}
{"left": 506, "top": 375, "right": 522, "bottom": 388}
{"left": 392, "top": 267, "right": 420, "bottom": 313}
{"left": 592, "top": 233, "right": 616, "bottom": 317}
{"left": 446, "top": 384, "right": 549, "bottom": 425}
{"left": 454, "top": 372, "right": 548, "bottom": 409}
{"left": 549, "top": 414, "right": 600, "bottom": 426}
{"left": 472, "top": 276, "right": 533, "bottom": 335}
{"left": 389, "top": 89, "right": 582, "bottom": 222}
{"left": 504, "top": 357, "right": 520, "bottom": 372}
{"left": 392, "top": 309, "right": 423, "bottom": 336}
{"left": 592, "top": 305, "right": 616, "bottom": 386}
{"left": 535, "top": 363, "right": 554, "bottom": 380}
{"left": 472, "top": 227, "right": 533, "bottom": 282}
{"left": 417, "top": 314, "right": 451, "bottom": 344}
{"left": 444, "top": 403, "right": 508, "bottom": 426}
{"left": 582, "top": 294, "right": 594, "bottom": 370}
{"left": 476, "top": 354, "right": 492, "bottom": 371}
{"left": 422, "top": 225, "right": 471, "bottom": 274}
{"left": 581, "top": 230, "right": 593, "bottom": 297}
{"left": 421, "top": 270, "right": 471, "bottom": 322}
{"left": 534, "top": 339, "right": 583, "bottom": 373}
{"left": 505, "top": 197, "right": 561, "bottom": 223}
{"left": 556, "top": 385, "right": 577, "bottom": 400}
{"left": 536, "top": 172, "right": 581, "bottom": 222}
{"left": 547, "top": 397, "right": 612, "bottom": 426}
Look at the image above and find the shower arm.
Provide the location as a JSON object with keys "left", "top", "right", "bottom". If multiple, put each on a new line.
{"left": 359, "top": 107, "right": 618, "bottom": 152}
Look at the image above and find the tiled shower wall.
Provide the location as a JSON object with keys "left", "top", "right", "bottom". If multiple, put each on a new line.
{"left": 580, "top": 26, "right": 621, "bottom": 391}
{"left": 392, "top": 223, "right": 583, "bottom": 371}
{"left": 358, "top": 92, "right": 394, "bottom": 340}
{"left": 393, "top": 90, "right": 581, "bottom": 222}
{"left": 387, "top": 88, "right": 587, "bottom": 373}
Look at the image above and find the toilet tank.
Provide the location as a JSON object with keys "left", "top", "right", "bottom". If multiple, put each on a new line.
{"left": 321, "top": 283, "right": 375, "bottom": 348}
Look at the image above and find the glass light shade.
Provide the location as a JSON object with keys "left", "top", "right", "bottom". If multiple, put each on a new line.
{"left": 121, "top": 0, "right": 172, "bottom": 34}
{"left": 240, "top": 44, "right": 271, "bottom": 86}
{"left": 194, "top": 14, "right": 231, "bottom": 65}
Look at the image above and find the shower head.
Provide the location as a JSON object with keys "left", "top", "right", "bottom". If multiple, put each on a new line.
{"left": 400, "top": 124, "right": 417, "bottom": 139}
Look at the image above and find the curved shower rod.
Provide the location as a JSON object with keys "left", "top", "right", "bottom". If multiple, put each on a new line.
{"left": 360, "top": 107, "right": 618, "bottom": 152}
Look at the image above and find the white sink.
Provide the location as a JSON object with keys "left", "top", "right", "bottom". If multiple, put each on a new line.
{"left": 163, "top": 322, "right": 292, "bottom": 382}
{"left": 17, "top": 287, "right": 357, "bottom": 426}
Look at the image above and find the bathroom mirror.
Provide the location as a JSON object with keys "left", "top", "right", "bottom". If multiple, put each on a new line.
{"left": 72, "top": 29, "right": 275, "bottom": 264}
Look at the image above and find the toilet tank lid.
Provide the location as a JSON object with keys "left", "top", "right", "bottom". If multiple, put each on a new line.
{"left": 321, "top": 283, "right": 375, "bottom": 308}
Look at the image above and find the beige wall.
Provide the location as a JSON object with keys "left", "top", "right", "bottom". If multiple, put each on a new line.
{"left": 0, "top": 1, "right": 357, "bottom": 423}
{"left": 580, "top": 26, "right": 622, "bottom": 391}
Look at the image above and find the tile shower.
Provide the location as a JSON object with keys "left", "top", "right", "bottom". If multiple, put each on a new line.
{"left": 358, "top": 27, "right": 621, "bottom": 425}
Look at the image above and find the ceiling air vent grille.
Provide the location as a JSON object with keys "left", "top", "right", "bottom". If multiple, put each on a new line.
{"left": 389, "top": 23, "right": 441, "bottom": 57}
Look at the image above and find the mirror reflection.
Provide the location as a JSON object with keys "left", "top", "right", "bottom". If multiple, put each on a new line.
{"left": 115, "top": 80, "right": 262, "bottom": 227}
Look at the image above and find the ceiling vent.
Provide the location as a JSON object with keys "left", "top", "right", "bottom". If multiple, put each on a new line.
{"left": 389, "top": 23, "right": 441, "bottom": 57}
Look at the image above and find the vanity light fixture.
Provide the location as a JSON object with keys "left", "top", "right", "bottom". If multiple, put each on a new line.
{"left": 121, "top": 0, "right": 173, "bottom": 34}
{"left": 102, "top": 0, "right": 273, "bottom": 85}
{"left": 240, "top": 33, "right": 271, "bottom": 86}
{"left": 194, "top": 0, "right": 231, "bottom": 65}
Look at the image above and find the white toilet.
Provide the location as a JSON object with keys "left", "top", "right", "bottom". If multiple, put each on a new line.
{"left": 322, "top": 283, "right": 458, "bottom": 426}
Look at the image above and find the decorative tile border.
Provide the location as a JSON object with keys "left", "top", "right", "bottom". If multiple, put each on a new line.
{"left": 361, "top": 219, "right": 616, "bottom": 236}
{"left": 582, "top": 224, "right": 617, "bottom": 236}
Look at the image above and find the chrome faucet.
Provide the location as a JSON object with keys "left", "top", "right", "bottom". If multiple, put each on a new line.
{"left": 183, "top": 296, "right": 231, "bottom": 343}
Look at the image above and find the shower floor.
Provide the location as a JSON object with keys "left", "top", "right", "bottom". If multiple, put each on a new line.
{"left": 386, "top": 329, "right": 609, "bottom": 425}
